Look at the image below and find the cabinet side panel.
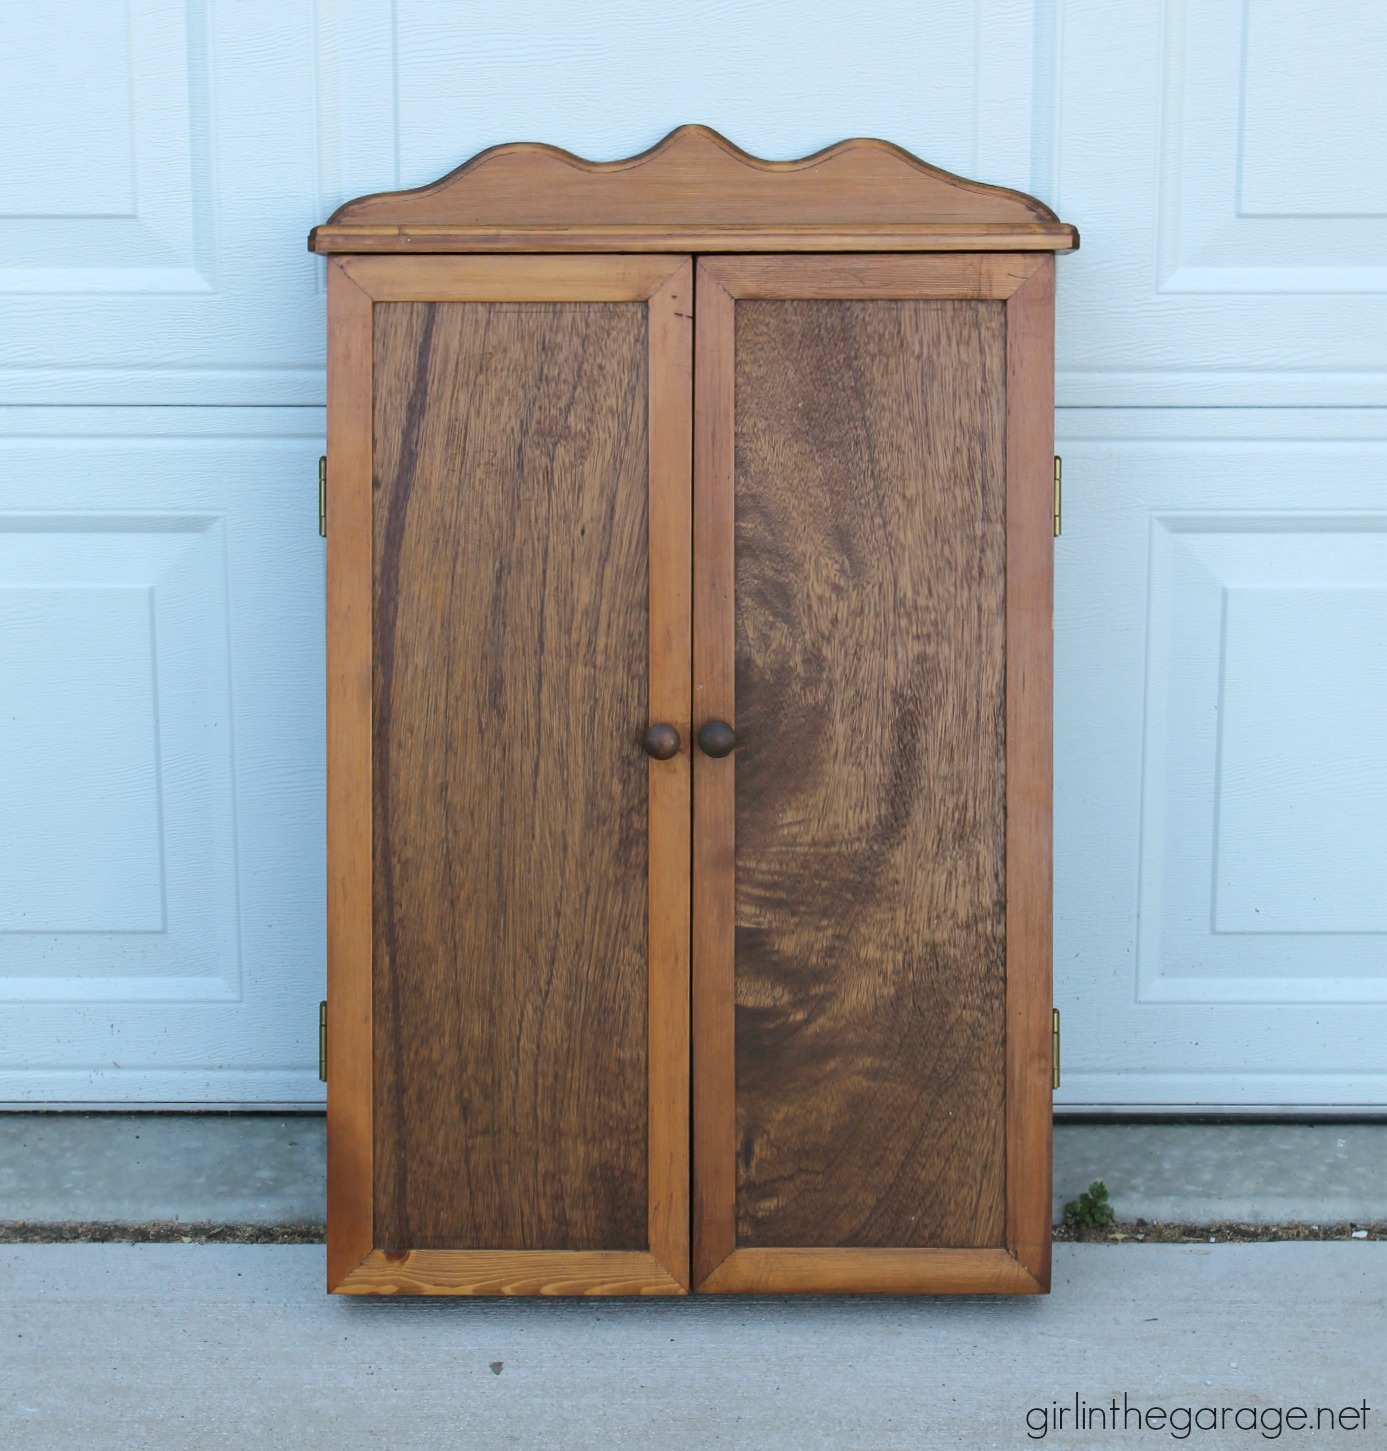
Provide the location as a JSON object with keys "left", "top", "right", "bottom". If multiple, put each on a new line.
{"left": 733, "top": 298, "right": 1008, "bottom": 1249}
{"left": 371, "top": 300, "right": 650, "bottom": 1251}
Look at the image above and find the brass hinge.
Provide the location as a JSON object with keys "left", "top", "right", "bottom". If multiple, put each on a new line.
{"left": 318, "top": 1000, "right": 327, "bottom": 1082}
{"left": 318, "top": 455, "right": 327, "bottom": 538}
{"left": 1052, "top": 1007, "right": 1061, "bottom": 1091}
{"left": 1053, "top": 455, "right": 1063, "bottom": 537}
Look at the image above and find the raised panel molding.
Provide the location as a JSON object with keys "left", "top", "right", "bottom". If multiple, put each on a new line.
{"left": 0, "top": 2, "right": 136, "bottom": 219}
{"left": 1238, "top": 2, "right": 1387, "bottom": 219}
{"left": 1138, "top": 516, "right": 1387, "bottom": 1002}
{"left": 1158, "top": 0, "right": 1387, "bottom": 294}
{"left": 0, "top": 0, "right": 215, "bottom": 295}
{"left": 1050, "top": 0, "right": 1387, "bottom": 404}
{"left": 0, "top": 514, "right": 238, "bottom": 1001}
{"left": 0, "top": 584, "right": 166, "bottom": 936}
{"left": 1054, "top": 409, "right": 1387, "bottom": 1109}
{"left": 0, "top": 3, "right": 324, "bottom": 404}
{"left": 1214, "top": 586, "right": 1387, "bottom": 934}
{"left": 0, "top": 408, "right": 326, "bottom": 1104}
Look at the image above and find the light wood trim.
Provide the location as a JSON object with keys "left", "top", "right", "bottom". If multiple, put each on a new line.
{"left": 309, "top": 125, "right": 1077, "bottom": 256}
{"left": 336, "top": 1250, "right": 685, "bottom": 1297}
{"left": 645, "top": 259, "right": 694, "bottom": 1289}
{"left": 311, "top": 222, "right": 1078, "bottom": 255}
{"left": 690, "top": 261, "right": 738, "bottom": 1287}
{"left": 340, "top": 253, "right": 680, "bottom": 302}
{"left": 697, "top": 1248, "right": 1043, "bottom": 1296}
{"left": 1003, "top": 258, "right": 1056, "bottom": 1293}
{"left": 697, "top": 252, "right": 1045, "bottom": 299}
{"left": 325, "top": 259, "right": 376, "bottom": 1292}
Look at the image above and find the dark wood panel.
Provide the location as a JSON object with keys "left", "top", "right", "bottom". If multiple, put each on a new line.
{"left": 371, "top": 299, "right": 650, "bottom": 1252}
{"left": 732, "top": 297, "right": 1008, "bottom": 1249}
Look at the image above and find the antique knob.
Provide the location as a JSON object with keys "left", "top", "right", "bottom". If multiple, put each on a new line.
{"left": 642, "top": 723, "right": 681, "bottom": 760}
{"left": 697, "top": 720, "right": 737, "bottom": 758}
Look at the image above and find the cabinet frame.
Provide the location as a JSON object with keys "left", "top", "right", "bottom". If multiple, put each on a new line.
{"left": 324, "top": 253, "right": 693, "bottom": 1295}
{"left": 314, "top": 128, "right": 1073, "bottom": 1297}
{"left": 691, "top": 253, "right": 1056, "bottom": 1294}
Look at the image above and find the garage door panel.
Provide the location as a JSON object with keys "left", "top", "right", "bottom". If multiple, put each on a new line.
{"left": 0, "top": 407, "right": 325, "bottom": 1103}
{"left": 1055, "top": 408, "right": 1387, "bottom": 1108}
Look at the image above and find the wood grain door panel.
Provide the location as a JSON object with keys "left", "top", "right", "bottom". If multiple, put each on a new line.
{"left": 732, "top": 294, "right": 1008, "bottom": 1251}
{"left": 371, "top": 296, "right": 651, "bottom": 1253}
{"left": 692, "top": 254, "right": 1054, "bottom": 1294}
{"left": 326, "top": 255, "right": 692, "bottom": 1294}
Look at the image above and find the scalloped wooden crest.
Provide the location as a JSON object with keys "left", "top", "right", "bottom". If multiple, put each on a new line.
{"left": 309, "top": 125, "right": 1077, "bottom": 254}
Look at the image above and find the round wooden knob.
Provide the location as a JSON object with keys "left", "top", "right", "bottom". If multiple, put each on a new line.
{"left": 642, "top": 723, "right": 681, "bottom": 760}
{"left": 697, "top": 720, "right": 737, "bottom": 758}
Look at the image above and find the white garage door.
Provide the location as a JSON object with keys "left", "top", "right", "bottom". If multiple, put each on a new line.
{"left": 0, "top": 0, "right": 1382, "bottom": 1108}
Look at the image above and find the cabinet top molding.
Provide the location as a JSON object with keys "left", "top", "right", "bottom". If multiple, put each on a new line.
{"left": 308, "top": 124, "right": 1078, "bottom": 256}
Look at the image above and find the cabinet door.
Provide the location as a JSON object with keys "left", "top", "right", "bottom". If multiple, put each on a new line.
{"left": 692, "top": 254, "right": 1054, "bottom": 1294}
{"left": 325, "top": 255, "right": 692, "bottom": 1294}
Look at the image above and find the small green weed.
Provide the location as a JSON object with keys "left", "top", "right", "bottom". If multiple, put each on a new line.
{"left": 1062, "top": 1180, "right": 1116, "bottom": 1232}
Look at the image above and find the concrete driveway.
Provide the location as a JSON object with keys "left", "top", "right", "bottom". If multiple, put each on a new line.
{"left": 2, "top": 1242, "right": 1381, "bottom": 1449}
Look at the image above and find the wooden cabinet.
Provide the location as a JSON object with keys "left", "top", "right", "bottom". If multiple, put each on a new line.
{"left": 310, "top": 127, "right": 1077, "bottom": 1296}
